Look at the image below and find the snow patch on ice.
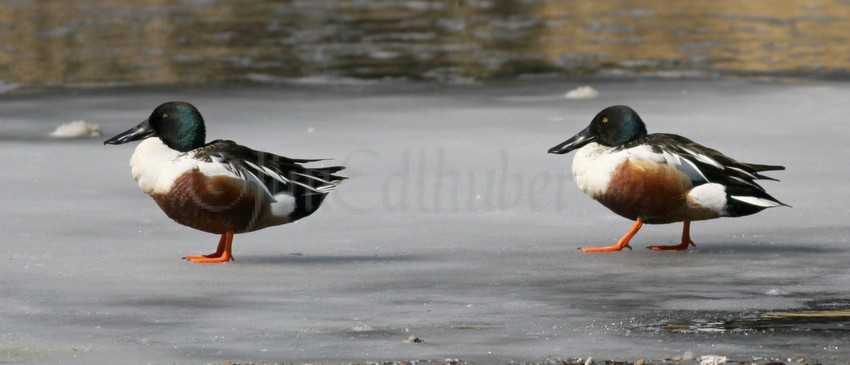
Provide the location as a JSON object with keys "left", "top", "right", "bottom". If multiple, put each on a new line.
{"left": 765, "top": 287, "right": 789, "bottom": 296}
{"left": 564, "top": 85, "right": 599, "bottom": 100}
{"left": 0, "top": 80, "right": 19, "bottom": 94}
{"left": 352, "top": 322, "right": 375, "bottom": 332}
{"left": 243, "top": 73, "right": 384, "bottom": 86}
{"left": 49, "top": 120, "right": 102, "bottom": 138}
{"left": 699, "top": 355, "right": 728, "bottom": 365}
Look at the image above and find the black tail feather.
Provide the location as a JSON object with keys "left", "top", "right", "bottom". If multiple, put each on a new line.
{"left": 747, "top": 163, "right": 785, "bottom": 172}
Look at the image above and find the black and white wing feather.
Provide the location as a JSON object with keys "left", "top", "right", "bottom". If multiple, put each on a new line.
{"left": 626, "top": 134, "right": 787, "bottom": 214}
{"left": 196, "top": 140, "right": 346, "bottom": 200}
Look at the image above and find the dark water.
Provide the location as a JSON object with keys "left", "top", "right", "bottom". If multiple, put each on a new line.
{"left": 1, "top": 0, "right": 849, "bottom": 86}
{"left": 640, "top": 299, "right": 850, "bottom": 335}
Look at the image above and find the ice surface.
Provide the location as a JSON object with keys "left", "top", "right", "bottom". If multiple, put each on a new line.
{"left": 1, "top": 79, "right": 849, "bottom": 364}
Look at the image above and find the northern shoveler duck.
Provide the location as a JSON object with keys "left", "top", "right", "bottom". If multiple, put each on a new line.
{"left": 548, "top": 105, "right": 787, "bottom": 252}
{"left": 105, "top": 101, "right": 345, "bottom": 263}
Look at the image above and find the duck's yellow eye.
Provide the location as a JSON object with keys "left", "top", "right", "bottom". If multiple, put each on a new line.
{"left": 602, "top": 117, "right": 608, "bottom": 123}
{"left": 162, "top": 113, "right": 168, "bottom": 118}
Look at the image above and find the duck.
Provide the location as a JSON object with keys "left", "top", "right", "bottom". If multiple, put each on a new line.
{"left": 548, "top": 105, "right": 787, "bottom": 252}
{"left": 105, "top": 101, "right": 345, "bottom": 263}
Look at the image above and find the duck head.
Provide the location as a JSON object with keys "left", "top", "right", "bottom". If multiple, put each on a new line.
{"left": 104, "top": 101, "right": 206, "bottom": 152}
{"left": 548, "top": 105, "right": 648, "bottom": 154}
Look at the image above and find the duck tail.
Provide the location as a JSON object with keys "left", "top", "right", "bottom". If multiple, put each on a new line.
{"left": 290, "top": 165, "right": 346, "bottom": 195}
{"left": 725, "top": 185, "right": 790, "bottom": 217}
{"left": 737, "top": 163, "right": 784, "bottom": 181}
{"left": 747, "top": 163, "right": 785, "bottom": 172}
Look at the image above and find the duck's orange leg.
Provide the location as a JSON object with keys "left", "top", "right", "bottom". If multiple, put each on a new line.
{"left": 649, "top": 220, "right": 696, "bottom": 251}
{"left": 184, "top": 231, "right": 234, "bottom": 263}
{"left": 581, "top": 218, "right": 643, "bottom": 252}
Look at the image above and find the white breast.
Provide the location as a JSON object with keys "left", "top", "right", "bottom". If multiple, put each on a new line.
{"left": 571, "top": 143, "right": 626, "bottom": 198}
{"left": 129, "top": 138, "right": 238, "bottom": 195}
{"left": 571, "top": 143, "right": 690, "bottom": 199}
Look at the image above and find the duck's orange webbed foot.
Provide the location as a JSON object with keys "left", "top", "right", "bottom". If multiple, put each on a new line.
{"left": 648, "top": 221, "right": 696, "bottom": 251}
{"left": 184, "top": 231, "right": 234, "bottom": 263}
{"left": 581, "top": 243, "right": 632, "bottom": 252}
{"left": 648, "top": 239, "right": 695, "bottom": 251}
{"left": 580, "top": 218, "right": 643, "bottom": 253}
{"left": 184, "top": 252, "right": 233, "bottom": 263}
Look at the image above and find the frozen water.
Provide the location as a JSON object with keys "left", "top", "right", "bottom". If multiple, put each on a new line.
{"left": 1, "top": 79, "right": 849, "bottom": 364}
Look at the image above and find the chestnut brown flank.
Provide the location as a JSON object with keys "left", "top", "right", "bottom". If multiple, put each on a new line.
{"left": 598, "top": 160, "right": 719, "bottom": 224}
{"left": 152, "top": 169, "right": 268, "bottom": 234}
